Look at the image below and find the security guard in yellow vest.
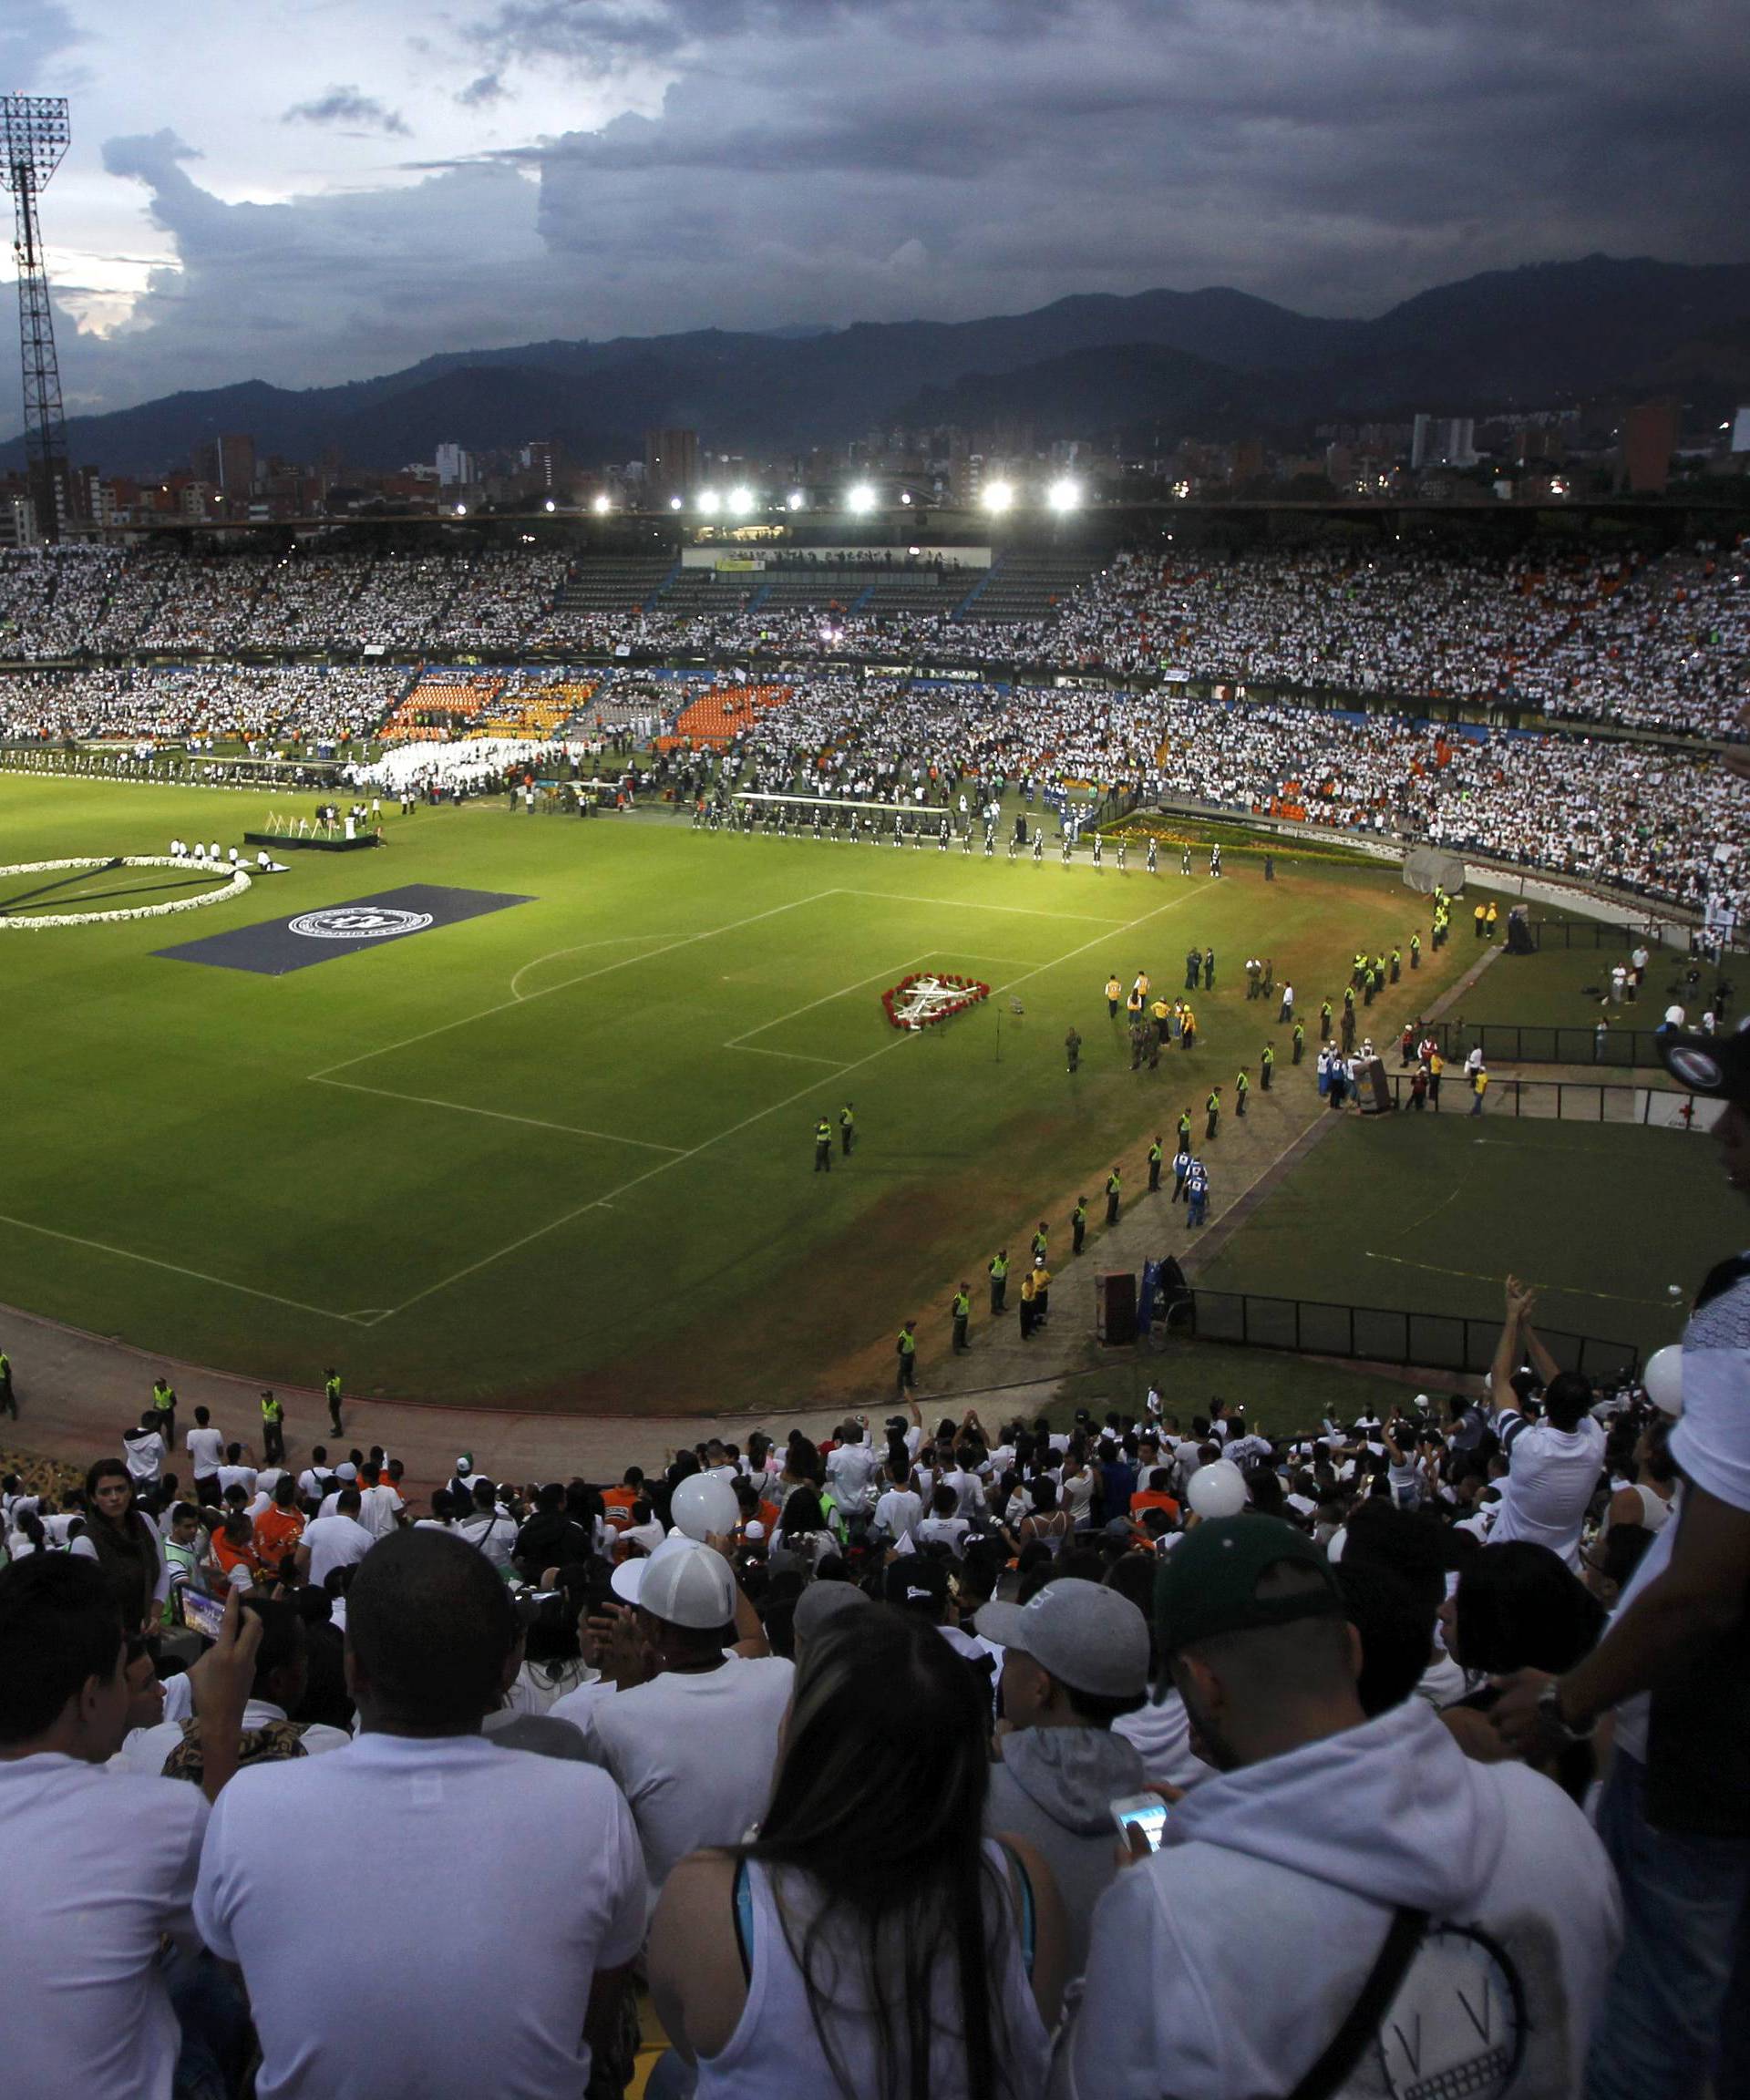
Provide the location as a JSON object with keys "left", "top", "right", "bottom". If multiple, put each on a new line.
{"left": 896, "top": 1322, "right": 918, "bottom": 1393}
{"left": 1070, "top": 1197, "right": 1088, "bottom": 1255}
{"left": 1105, "top": 1166, "right": 1123, "bottom": 1225}
{"left": 814, "top": 1118, "right": 833, "bottom": 1172}
{"left": 260, "top": 1388, "right": 285, "bottom": 1465}
{"left": 952, "top": 1285, "right": 972, "bottom": 1353}
{"left": 988, "top": 1250, "right": 1009, "bottom": 1314}
{"left": 1148, "top": 1136, "right": 1164, "bottom": 1192}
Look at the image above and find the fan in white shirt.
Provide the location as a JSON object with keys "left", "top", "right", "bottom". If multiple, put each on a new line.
{"left": 0, "top": 1555, "right": 211, "bottom": 2100}
{"left": 296, "top": 1496, "right": 375, "bottom": 1589}
{"left": 184, "top": 1415, "right": 225, "bottom": 1480}
{"left": 196, "top": 1529, "right": 646, "bottom": 2100}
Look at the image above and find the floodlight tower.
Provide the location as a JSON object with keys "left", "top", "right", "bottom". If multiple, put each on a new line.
{"left": 2, "top": 95, "right": 72, "bottom": 541}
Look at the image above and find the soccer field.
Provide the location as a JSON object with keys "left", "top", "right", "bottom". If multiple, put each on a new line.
{"left": 1194, "top": 1112, "right": 1735, "bottom": 1361}
{"left": 2, "top": 773, "right": 1475, "bottom": 1413}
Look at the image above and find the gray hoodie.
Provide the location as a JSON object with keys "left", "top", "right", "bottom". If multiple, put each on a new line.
{"left": 986, "top": 1725, "right": 1145, "bottom": 1977}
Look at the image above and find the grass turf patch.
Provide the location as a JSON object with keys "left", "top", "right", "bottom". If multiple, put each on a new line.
{"left": 0, "top": 771, "right": 1483, "bottom": 1414}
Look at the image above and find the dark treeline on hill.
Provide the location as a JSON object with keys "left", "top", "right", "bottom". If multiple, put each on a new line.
{"left": 8, "top": 254, "right": 1750, "bottom": 479}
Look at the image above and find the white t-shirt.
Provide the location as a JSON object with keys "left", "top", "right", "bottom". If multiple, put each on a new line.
{"left": 1491, "top": 1412, "right": 1606, "bottom": 1568}
{"left": 0, "top": 1754, "right": 208, "bottom": 2100}
{"left": 185, "top": 1426, "right": 225, "bottom": 1476}
{"left": 218, "top": 1464, "right": 257, "bottom": 1498}
{"left": 300, "top": 1512, "right": 374, "bottom": 1588}
{"left": 583, "top": 1658, "right": 794, "bottom": 1903}
{"left": 123, "top": 1429, "right": 166, "bottom": 1482}
{"left": 873, "top": 1487, "right": 924, "bottom": 1541}
{"left": 825, "top": 1442, "right": 880, "bottom": 1513}
{"left": 917, "top": 1515, "right": 972, "bottom": 1558}
{"left": 195, "top": 1732, "right": 646, "bottom": 2099}
{"left": 356, "top": 1485, "right": 405, "bottom": 1539}
{"left": 456, "top": 1509, "right": 517, "bottom": 1570}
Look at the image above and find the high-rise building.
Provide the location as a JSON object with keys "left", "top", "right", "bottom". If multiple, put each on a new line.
{"left": 1411, "top": 416, "right": 1477, "bottom": 471}
{"left": 1617, "top": 400, "right": 1679, "bottom": 493}
{"left": 435, "top": 441, "right": 475, "bottom": 489}
{"left": 643, "top": 427, "right": 700, "bottom": 499}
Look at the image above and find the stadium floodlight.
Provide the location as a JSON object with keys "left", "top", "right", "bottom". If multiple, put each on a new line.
{"left": 592, "top": 494, "right": 612, "bottom": 515}
{"left": 727, "top": 485, "right": 755, "bottom": 517}
{"left": 697, "top": 489, "right": 722, "bottom": 516}
{"left": 1046, "top": 477, "right": 1081, "bottom": 512}
{"left": 786, "top": 490, "right": 806, "bottom": 511}
{"left": 845, "top": 482, "right": 878, "bottom": 515}
{"left": 3, "top": 94, "right": 73, "bottom": 540}
{"left": 982, "top": 481, "right": 1014, "bottom": 513}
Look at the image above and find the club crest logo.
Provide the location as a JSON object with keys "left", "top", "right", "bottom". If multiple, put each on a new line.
{"left": 288, "top": 907, "right": 435, "bottom": 942}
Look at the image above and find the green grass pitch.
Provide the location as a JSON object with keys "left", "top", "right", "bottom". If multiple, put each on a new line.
{"left": 0, "top": 770, "right": 1579, "bottom": 1414}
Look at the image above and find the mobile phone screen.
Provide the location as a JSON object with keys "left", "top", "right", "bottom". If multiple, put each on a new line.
{"left": 178, "top": 1588, "right": 226, "bottom": 1643}
{"left": 1111, "top": 1792, "right": 1168, "bottom": 1851}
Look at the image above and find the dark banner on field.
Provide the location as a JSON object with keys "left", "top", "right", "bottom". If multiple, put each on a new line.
{"left": 156, "top": 885, "right": 533, "bottom": 976}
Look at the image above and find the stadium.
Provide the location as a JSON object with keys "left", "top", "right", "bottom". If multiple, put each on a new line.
{"left": 4, "top": 33, "right": 1749, "bottom": 2100}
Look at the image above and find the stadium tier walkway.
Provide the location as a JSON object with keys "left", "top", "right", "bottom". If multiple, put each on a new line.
{"left": 0, "top": 952, "right": 1501, "bottom": 1493}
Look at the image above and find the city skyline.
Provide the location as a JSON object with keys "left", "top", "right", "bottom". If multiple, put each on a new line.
{"left": 5, "top": 0, "right": 1748, "bottom": 435}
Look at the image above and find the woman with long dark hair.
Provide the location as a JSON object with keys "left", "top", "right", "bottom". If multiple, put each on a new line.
{"left": 648, "top": 1604, "right": 1064, "bottom": 2099}
{"left": 70, "top": 1458, "right": 167, "bottom": 1633}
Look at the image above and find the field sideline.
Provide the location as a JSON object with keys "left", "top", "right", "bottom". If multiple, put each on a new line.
{"left": 2, "top": 770, "right": 1512, "bottom": 1411}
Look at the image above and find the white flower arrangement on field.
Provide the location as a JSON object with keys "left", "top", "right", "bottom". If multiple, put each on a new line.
{"left": 0, "top": 856, "right": 252, "bottom": 931}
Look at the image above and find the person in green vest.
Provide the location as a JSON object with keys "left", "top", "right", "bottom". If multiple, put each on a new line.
{"left": 1320, "top": 998, "right": 1333, "bottom": 1042}
{"left": 149, "top": 1374, "right": 176, "bottom": 1436}
{"left": 839, "top": 1102, "right": 856, "bottom": 1158}
{"left": 988, "top": 1249, "right": 1009, "bottom": 1315}
{"left": 951, "top": 1284, "right": 972, "bottom": 1354}
{"left": 324, "top": 1366, "right": 344, "bottom": 1437}
{"left": 1363, "top": 968, "right": 1377, "bottom": 1007}
{"left": 814, "top": 1117, "right": 833, "bottom": 1172}
{"left": 1261, "top": 1043, "right": 1275, "bottom": 1092}
{"left": 1148, "top": 1136, "right": 1164, "bottom": 1193}
{"left": 896, "top": 1321, "right": 918, "bottom": 1395}
{"left": 1235, "top": 1068, "right": 1251, "bottom": 1118}
{"left": 1031, "top": 1220, "right": 1049, "bottom": 1264}
{"left": 260, "top": 1387, "right": 285, "bottom": 1465}
{"left": 1206, "top": 1087, "right": 1221, "bottom": 1141}
{"left": 1070, "top": 1196, "right": 1088, "bottom": 1255}
{"left": 1177, "top": 1108, "right": 1192, "bottom": 1154}
{"left": 1410, "top": 931, "right": 1422, "bottom": 971}
{"left": 1389, "top": 946, "right": 1402, "bottom": 984}
{"left": 1292, "top": 1020, "right": 1306, "bottom": 1065}
{"left": 1105, "top": 1166, "right": 1122, "bottom": 1226}
{"left": 0, "top": 1347, "right": 14, "bottom": 1421}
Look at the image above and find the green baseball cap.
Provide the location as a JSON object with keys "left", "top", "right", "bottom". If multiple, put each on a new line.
{"left": 1154, "top": 1515, "right": 1343, "bottom": 1653}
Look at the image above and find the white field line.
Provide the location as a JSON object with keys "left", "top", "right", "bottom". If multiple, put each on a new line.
{"left": 832, "top": 888, "right": 1112, "bottom": 924}
{"left": 510, "top": 934, "right": 678, "bottom": 1001}
{"left": 311, "top": 1077, "right": 685, "bottom": 1153}
{"left": 723, "top": 953, "right": 940, "bottom": 1048}
{"left": 308, "top": 890, "right": 842, "bottom": 1083}
{"left": 371, "top": 879, "right": 1210, "bottom": 1326}
{"left": 0, "top": 1211, "right": 368, "bottom": 1323}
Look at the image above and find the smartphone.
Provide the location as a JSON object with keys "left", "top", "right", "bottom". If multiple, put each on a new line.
{"left": 177, "top": 1588, "right": 226, "bottom": 1643}
{"left": 1111, "top": 1791, "right": 1169, "bottom": 1852}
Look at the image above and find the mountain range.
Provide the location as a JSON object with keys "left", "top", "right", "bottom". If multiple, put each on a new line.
{"left": 7, "top": 254, "right": 1750, "bottom": 480}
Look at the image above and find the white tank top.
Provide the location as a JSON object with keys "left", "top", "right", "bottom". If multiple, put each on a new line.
{"left": 695, "top": 1846, "right": 1049, "bottom": 2100}
{"left": 1631, "top": 1483, "right": 1673, "bottom": 1532}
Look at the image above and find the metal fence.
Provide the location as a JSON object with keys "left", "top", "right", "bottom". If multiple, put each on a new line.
{"left": 1379, "top": 1071, "right": 1719, "bottom": 1127}
{"left": 1524, "top": 920, "right": 1642, "bottom": 951}
{"left": 1409, "top": 1022, "right": 1668, "bottom": 1069}
{"left": 1189, "top": 1289, "right": 1641, "bottom": 1385}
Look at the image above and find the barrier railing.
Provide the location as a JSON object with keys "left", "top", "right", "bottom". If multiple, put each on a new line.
{"left": 1188, "top": 1288, "right": 1641, "bottom": 1385}
{"left": 1378, "top": 1071, "right": 1715, "bottom": 1127}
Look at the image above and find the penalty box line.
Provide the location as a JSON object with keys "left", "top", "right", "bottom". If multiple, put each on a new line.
{"left": 366, "top": 880, "right": 1211, "bottom": 1329}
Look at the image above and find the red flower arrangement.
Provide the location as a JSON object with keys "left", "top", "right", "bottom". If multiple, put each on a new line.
{"left": 881, "top": 971, "right": 992, "bottom": 1031}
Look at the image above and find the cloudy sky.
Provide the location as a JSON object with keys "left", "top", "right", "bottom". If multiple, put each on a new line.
{"left": 5, "top": 0, "right": 1746, "bottom": 428}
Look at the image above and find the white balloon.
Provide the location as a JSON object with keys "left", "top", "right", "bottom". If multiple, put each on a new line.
{"left": 1642, "top": 1344, "right": 1683, "bottom": 1416}
{"left": 671, "top": 1474, "right": 741, "bottom": 1541}
{"left": 1187, "top": 1457, "right": 1248, "bottom": 1519}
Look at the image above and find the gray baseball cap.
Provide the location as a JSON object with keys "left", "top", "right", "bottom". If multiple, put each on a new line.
{"left": 976, "top": 1579, "right": 1150, "bottom": 1699}
{"left": 793, "top": 1580, "right": 871, "bottom": 1652}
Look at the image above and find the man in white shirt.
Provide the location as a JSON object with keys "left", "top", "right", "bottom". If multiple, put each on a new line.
{"left": 184, "top": 1407, "right": 225, "bottom": 1494}
{"left": 1485, "top": 1280, "right": 1606, "bottom": 1569}
{"left": 582, "top": 1540, "right": 792, "bottom": 1909}
{"left": 216, "top": 1444, "right": 257, "bottom": 1500}
{"left": 122, "top": 1412, "right": 168, "bottom": 1485}
{"left": 456, "top": 1477, "right": 517, "bottom": 1570}
{"left": 117, "top": 1596, "right": 351, "bottom": 1778}
{"left": 295, "top": 1490, "right": 374, "bottom": 1589}
{"left": 0, "top": 1557, "right": 214, "bottom": 2100}
{"left": 873, "top": 1456, "right": 924, "bottom": 1544}
{"left": 355, "top": 1461, "right": 405, "bottom": 1540}
{"left": 196, "top": 1529, "right": 647, "bottom": 2099}
{"left": 825, "top": 1419, "right": 880, "bottom": 1519}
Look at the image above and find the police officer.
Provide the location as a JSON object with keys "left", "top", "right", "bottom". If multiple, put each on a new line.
{"left": 260, "top": 1388, "right": 285, "bottom": 1466}
{"left": 1261, "top": 1043, "right": 1275, "bottom": 1092}
{"left": 1206, "top": 1086, "right": 1221, "bottom": 1141}
{"left": 1105, "top": 1165, "right": 1122, "bottom": 1226}
{"left": 839, "top": 1102, "right": 856, "bottom": 1158}
{"left": 896, "top": 1322, "right": 918, "bottom": 1394}
{"left": 1236, "top": 1067, "right": 1251, "bottom": 1118}
{"left": 988, "top": 1249, "right": 1010, "bottom": 1314}
{"left": 1177, "top": 1107, "right": 1192, "bottom": 1156}
{"left": 1292, "top": 1020, "right": 1306, "bottom": 1065}
{"left": 1031, "top": 1220, "right": 1049, "bottom": 1264}
{"left": 1390, "top": 946, "right": 1402, "bottom": 984}
{"left": 0, "top": 1347, "right": 14, "bottom": 1421}
{"left": 324, "top": 1366, "right": 344, "bottom": 1438}
{"left": 149, "top": 1374, "right": 177, "bottom": 1439}
{"left": 814, "top": 1117, "right": 833, "bottom": 1172}
{"left": 1410, "top": 931, "right": 1421, "bottom": 971}
{"left": 1320, "top": 997, "right": 1333, "bottom": 1042}
{"left": 1070, "top": 1196, "right": 1088, "bottom": 1255}
{"left": 1148, "top": 1135, "right": 1164, "bottom": 1192}
{"left": 951, "top": 1284, "right": 972, "bottom": 1354}
{"left": 1203, "top": 947, "right": 1216, "bottom": 990}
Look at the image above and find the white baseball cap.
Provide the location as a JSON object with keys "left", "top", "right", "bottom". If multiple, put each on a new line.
{"left": 612, "top": 1539, "right": 735, "bottom": 1630}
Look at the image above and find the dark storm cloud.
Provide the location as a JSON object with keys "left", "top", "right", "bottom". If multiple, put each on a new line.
{"left": 51, "top": 0, "right": 1750, "bottom": 417}
{"left": 283, "top": 86, "right": 412, "bottom": 137}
